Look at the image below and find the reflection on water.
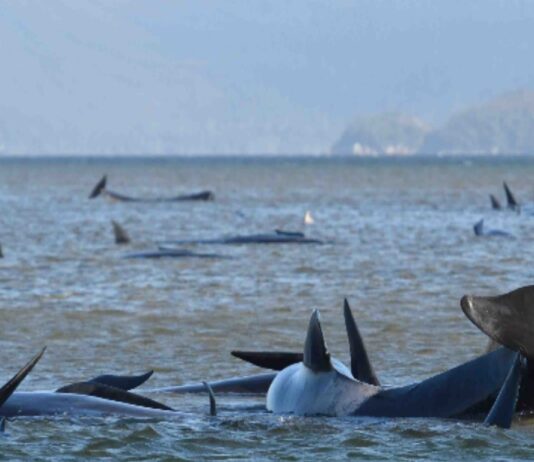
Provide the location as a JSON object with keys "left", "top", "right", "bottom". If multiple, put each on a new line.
{"left": 1, "top": 156, "right": 534, "bottom": 460}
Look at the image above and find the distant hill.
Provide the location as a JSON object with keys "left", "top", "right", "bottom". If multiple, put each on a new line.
{"left": 332, "top": 90, "right": 534, "bottom": 156}
{"left": 418, "top": 90, "right": 534, "bottom": 155}
{"left": 331, "top": 113, "right": 430, "bottom": 156}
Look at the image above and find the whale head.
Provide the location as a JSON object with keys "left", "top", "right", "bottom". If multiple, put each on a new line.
{"left": 461, "top": 285, "right": 534, "bottom": 359}
{"left": 266, "top": 310, "right": 379, "bottom": 416}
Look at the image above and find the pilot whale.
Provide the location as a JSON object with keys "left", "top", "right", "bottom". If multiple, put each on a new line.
{"left": 0, "top": 355, "right": 216, "bottom": 418}
{"left": 110, "top": 221, "right": 229, "bottom": 259}
{"left": 264, "top": 310, "right": 521, "bottom": 427}
{"left": 89, "top": 175, "right": 214, "bottom": 202}
{"left": 161, "top": 229, "right": 325, "bottom": 246}
{"left": 473, "top": 219, "right": 513, "bottom": 238}
{"left": 159, "top": 300, "right": 523, "bottom": 427}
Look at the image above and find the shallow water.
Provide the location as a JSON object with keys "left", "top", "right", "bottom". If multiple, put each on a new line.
{"left": 1, "top": 155, "right": 534, "bottom": 460}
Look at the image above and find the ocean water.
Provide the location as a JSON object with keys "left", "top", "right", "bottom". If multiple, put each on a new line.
{"left": 1, "top": 155, "right": 534, "bottom": 461}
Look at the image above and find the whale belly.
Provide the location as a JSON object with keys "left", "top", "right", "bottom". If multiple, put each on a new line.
{"left": 1, "top": 392, "right": 180, "bottom": 418}
{"left": 266, "top": 363, "right": 378, "bottom": 416}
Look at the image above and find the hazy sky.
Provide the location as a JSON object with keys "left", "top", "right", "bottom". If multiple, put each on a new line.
{"left": 1, "top": 0, "right": 534, "bottom": 154}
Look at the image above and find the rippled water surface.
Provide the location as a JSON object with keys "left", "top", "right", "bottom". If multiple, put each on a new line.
{"left": 2, "top": 156, "right": 534, "bottom": 461}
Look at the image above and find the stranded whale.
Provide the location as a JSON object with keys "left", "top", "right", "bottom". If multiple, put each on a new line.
{"left": 89, "top": 175, "right": 214, "bottom": 202}
{"left": 163, "top": 299, "right": 524, "bottom": 428}
{"left": 0, "top": 360, "right": 217, "bottom": 418}
{"left": 161, "top": 229, "right": 325, "bottom": 245}
{"left": 473, "top": 219, "right": 513, "bottom": 238}
{"left": 110, "top": 221, "right": 229, "bottom": 259}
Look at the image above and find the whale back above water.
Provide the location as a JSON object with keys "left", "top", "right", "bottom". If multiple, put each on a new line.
{"left": 161, "top": 229, "right": 325, "bottom": 245}
{"left": 473, "top": 219, "right": 513, "bottom": 238}
{"left": 89, "top": 174, "right": 214, "bottom": 202}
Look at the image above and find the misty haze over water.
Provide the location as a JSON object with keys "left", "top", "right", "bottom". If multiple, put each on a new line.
{"left": 1, "top": 1, "right": 534, "bottom": 155}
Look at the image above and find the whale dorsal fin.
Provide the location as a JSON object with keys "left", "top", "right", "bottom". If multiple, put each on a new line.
{"left": 0, "top": 347, "right": 46, "bottom": 407}
{"left": 303, "top": 310, "right": 331, "bottom": 372}
{"left": 56, "top": 382, "right": 173, "bottom": 411}
{"left": 343, "top": 299, "right": 380, "bottom": 386}
{"left": 112, "top": 220, "right": 131, "bottom": 244}
{"left": 89, "top": 175, "right": 107, "bottom": 199}
{"left": 474, "top": 219, "right": 484, "bottom": 236}
{"left": 503, "top": 181, "right": 519, "bottom": 210}
{"left": 490, "top": 194, "right": 501, "bottom": 210}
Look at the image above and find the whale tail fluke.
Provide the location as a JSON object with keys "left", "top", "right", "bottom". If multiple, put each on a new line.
{"left": 0, "top": 347, "right": 46, "bottom": 407}
{"left": 343, "top": 299, "right": 380, "bottom": 385}
{"left": 111, "top": 220, "right": 131, "bottom": 245}
{"left": 503, "top": 181, "right": 519, "bottom": 211}
{"left": 89, "top": 175, "right": 107, "bottom": 199}
{"left": 490, "top": 194, "right": 501, "bottom": 210}
{"left": 303, "top": 310, "right": 331, "bottom": 372}
{"left": 473, "top": 219, "right": 484, "bottom": 236}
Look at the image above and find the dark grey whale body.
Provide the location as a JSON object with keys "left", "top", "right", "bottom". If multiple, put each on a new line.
{"left": 0, "top": 363, "right": 211, "bottom": 418}
{"left": 89, "top": 175, "right": 214, "bottom": 202}
{"left": 162, "top": 229, "right": 324, "bottom": 245}
{"left": 109, "top": 221, "right": 229, "bottom": 259}
{"left": 123, "top": 248, "right": 230, "bottom": 260}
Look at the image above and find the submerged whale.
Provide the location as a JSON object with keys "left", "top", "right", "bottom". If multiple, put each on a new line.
{"left": 161, "top": 229, "right": 325, "bottom": 245}
{"left": 89, "top": 175, "right": 214, "bottom": 202}
{"left": 110, "top": 221, "right": 229, "bottom": 259}
{"left": 124, "top": 247, "right": 230, "bottom": 260}
{"left": 473, "top": 219, "right": 513, "bottom": 238}
{"left": 159, "top": 299, "right": 523, "bottom": 427}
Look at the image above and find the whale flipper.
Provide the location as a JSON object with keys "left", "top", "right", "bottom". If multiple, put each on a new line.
{"left": 89, "top": 175, "right": 107, "bottom": 199}
{"left": 484, "top": 352, "right": 523, "bottom": 428}
{"left": 303, "top": 310, "right": 331, "bottom": 372}
{"left": 86, "top": 370, "right": 153, "bottom": 390}
{"left": 231, "top": 351, "right": 303, "bottom": 370}
{"left": 343, "top": 299, "right": 380, "bottom": 386}
{"left": 490, "top": 194, "right": 502, "bottom": 210}
{"left": 148, "top": 372, "right": 277, "bottom": 395}
{"left": 203, "top": 381, "right": 217, "bottom": 416}
{"left": 111, "top": 220, "right": 131, "bottom": 245}
{"left": 0, "top": 348, "right": 45, "bottom": 407}
{"left": 461, "top": 285, "right": 534, "bottom": 359}
{"left": 55, "top": 382, "right": 173, "bottom": 411}
{"left": 503, "top": 181, "right": 519, "bottom": 211}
